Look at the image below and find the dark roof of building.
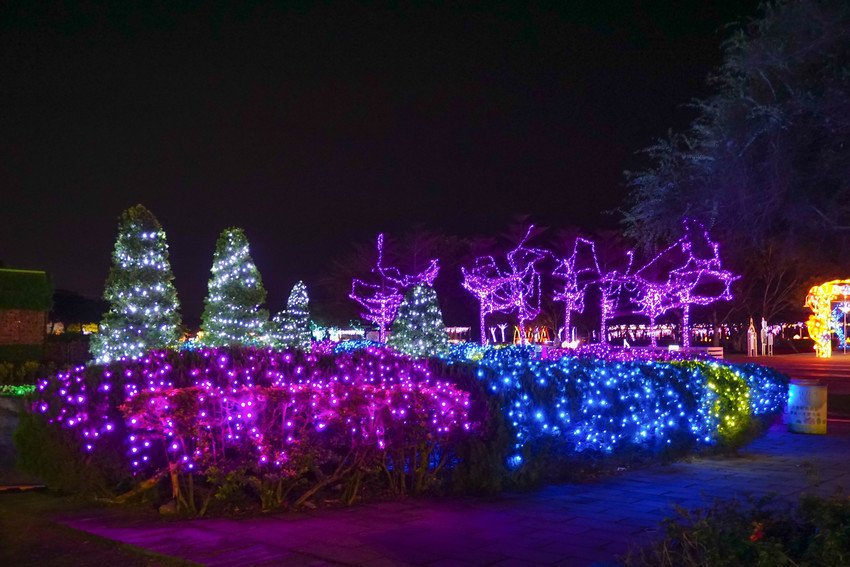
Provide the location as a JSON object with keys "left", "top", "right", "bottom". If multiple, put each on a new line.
{"left": 0, "top": 269, "right": 52, "bottom": 311}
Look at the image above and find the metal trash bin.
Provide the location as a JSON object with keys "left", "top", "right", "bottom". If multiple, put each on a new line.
{"left": 786, "top": 379, "right": 827, "bottom": 434}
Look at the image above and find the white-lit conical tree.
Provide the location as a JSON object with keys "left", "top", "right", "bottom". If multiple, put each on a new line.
{"left": 201, "top": 227, "right": 269, "bottom": 346}
{"left": 271, "top": 280, "right": 311, "bottom": 351}
{"left": 387, "top": 284, "right": 450, "bottom": 358}
{"left": 90, "top": 204, "right": 182, "bottom": 364}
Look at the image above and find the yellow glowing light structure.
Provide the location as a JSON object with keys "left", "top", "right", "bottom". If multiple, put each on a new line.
{"left": 804, "top": 279, "right": 850, "bottom": 358}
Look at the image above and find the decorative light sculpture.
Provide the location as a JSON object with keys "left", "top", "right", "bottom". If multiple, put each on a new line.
{"left": 350, "top": 234, "right": 439, "bottom": 343}
{"left": 805, "top": 279, "right": 850, "bottom": 357}
{"left": 461, "top": 226, "right": 547, "bottom": 345}
{"left": 90, "top": 204, "right": 182, "bottom": 364}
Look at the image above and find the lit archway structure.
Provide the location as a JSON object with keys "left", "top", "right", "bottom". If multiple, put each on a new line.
{"left": 804, "top": 279, "right": 850, "bottom": 358}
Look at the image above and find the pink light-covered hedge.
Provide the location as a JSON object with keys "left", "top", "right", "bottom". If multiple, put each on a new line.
{"left": 35, "top": 347, "right": 475, "bottom": 511}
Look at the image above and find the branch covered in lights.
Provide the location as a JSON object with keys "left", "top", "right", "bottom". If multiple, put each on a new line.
{"left": 461, "top": 226, "right": 547, "bottom": 345}
{"left": 551, "top": 238, "right": 600, "bottom": 344}
{"left": 627, "top": 219, "right": 738, "bottom": 347}
{"left": 350, "top": 234, "right": 440, "bottom": 343}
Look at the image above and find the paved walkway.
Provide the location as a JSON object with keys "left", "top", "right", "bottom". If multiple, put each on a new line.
{"left": 59, "top": 420, "right": 850, "bottom": 567}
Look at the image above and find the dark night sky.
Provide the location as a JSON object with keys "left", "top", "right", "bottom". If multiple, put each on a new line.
{"left": 0, "top": 1, "right": 762, "bottom": 323}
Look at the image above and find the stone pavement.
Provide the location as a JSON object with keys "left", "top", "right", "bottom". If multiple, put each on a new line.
{"left": 59, "top": 420, "right": 850, "bottom": 567}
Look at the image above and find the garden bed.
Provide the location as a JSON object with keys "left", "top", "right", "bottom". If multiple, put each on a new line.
{"left": 16, "top": 344, "right": 789, "bottom": 515}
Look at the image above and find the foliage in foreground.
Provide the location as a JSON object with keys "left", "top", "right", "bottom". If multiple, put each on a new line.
{"left": 623, "top": 492, "right": 850, "bottom": 567}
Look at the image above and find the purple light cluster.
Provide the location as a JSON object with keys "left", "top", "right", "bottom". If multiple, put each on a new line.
{"left": 462, "top": 220, "right": 736, "bottom": 347}
{"left": 630, "top": 219, "right": 738, "bottom": 347}
{"left": 36, "top": 347, "right": 473, "bottom": 475}
{"left": 350, "top": 234, "right": 439, "bottom": 342}
{"left": 551, "top": 238, "right": 598, "bottom": 342}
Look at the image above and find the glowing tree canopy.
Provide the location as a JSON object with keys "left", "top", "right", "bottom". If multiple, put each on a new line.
{"left": 461, "top": 226, "right": 547, "bottom": 345}
{"left": 388, "top": 284, "right": 450, "bottom": 359}
{"left": 90, "top": 204, "right": 182, "bottom": 364}
{"left": 271, "top": 281, "right": 311, "bottom": 351}
{"left": 350, "top": 234, "right": 439, "bottom": 343}
{"left": 805, "top": 279, "right": 850, "bottom": 358}
{"left": 201, "top": 227, "right": 269, "bottom": 346}
{"left": 552, "top": 238, "right": 599, "bottom": 344}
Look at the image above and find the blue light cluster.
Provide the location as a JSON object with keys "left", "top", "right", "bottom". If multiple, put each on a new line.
{"left": 447, "top": 347, "right": 788, "bottom": 468}
{"left": 333, "top": 340, "right": 380, "bottom": 355}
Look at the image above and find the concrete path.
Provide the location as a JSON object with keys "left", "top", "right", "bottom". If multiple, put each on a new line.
{"left": 60, "top": 420, "right": 850, "bottom": 567}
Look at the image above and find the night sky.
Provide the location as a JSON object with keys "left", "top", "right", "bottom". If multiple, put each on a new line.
{"left": 1, "top": 1, "right": 762, "bottom": 324}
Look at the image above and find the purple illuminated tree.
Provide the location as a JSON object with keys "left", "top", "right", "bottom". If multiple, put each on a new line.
{"left": 552, "top": 238, "right": 599, "bottom": 344}
{"left": 628, "top": 219, "right": 738, "bottom": 348}
{"left": 669, "top": 220, "right": 738, "bottom": 348}
{"left": 350, "top": 234, "right": 439, "bottom": 343}
{"left": 597, "top": 251, "right": 635, "bottom": 345}
{"left": 462, "top": 226, "right": 547, "bottom": 345}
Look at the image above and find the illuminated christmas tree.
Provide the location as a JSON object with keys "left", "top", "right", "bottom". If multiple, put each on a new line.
{"left": 387, "top": 284, "right": 450, "bottom": 358}
{"left": 90, "top": 204, "right": 182, "bottom": 364}
{"left": 271, "top": 280, "right": 311, "bottom": 351}
{"left": 201, "top": 227, "right": 269, "bottom": 346}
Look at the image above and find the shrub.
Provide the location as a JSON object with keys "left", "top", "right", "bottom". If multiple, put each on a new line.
{"left": 29, "top": 346, "right": 473, "bottom": 512}
{"left": 622, "top": 491, "right": 850, "bottom": 566}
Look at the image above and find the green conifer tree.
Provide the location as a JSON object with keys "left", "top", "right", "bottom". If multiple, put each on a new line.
{"left": 201, "top": 227, "right": 269, "bottom": 346}
{"left": 90, "top": 204, "right": 182, "bottom": 364}
{"left": 271, "top": 281, "right": 312, "bottom": 351}
{"left": 387, "top": 284, "right": 450, "bottom": 358}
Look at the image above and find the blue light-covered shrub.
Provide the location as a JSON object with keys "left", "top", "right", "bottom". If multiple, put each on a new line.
{"left": 444, "top": 353, "right": 789, "bottom": 482}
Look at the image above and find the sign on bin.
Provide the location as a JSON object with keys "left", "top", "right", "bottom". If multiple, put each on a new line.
{"left": 787, "top": 380, "right": 827, "bottom": 434}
